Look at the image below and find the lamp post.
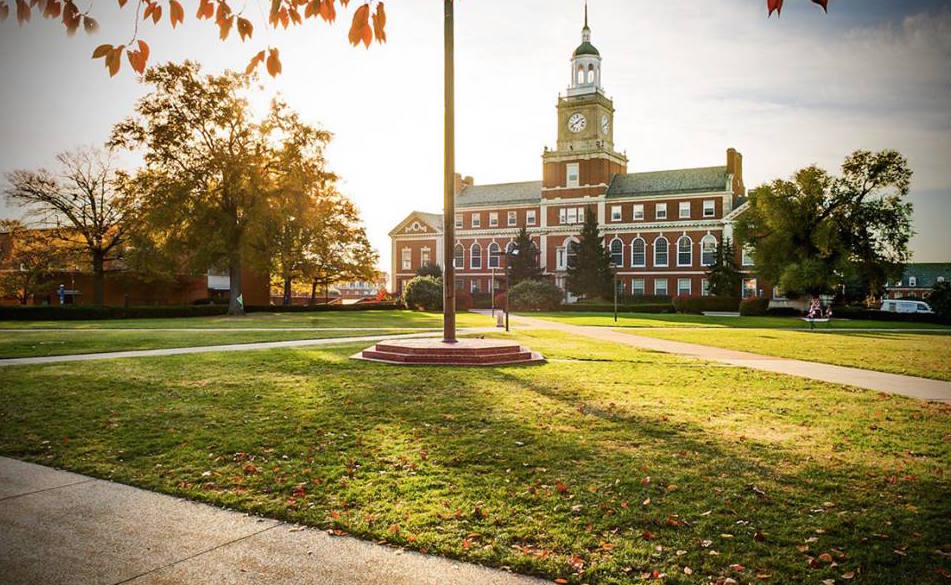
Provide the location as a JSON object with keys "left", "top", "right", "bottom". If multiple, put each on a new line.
{"left": 490, "top": 266, "right": 496, "bottom": 316}
{"left": 442, "top": 0, "right": 456, "bottom": 343}
{"left": 505, "top": 248, "right": 519, "bottom": 333}
{"left": 610, "top": 262, "right": 618, "bottom": 323}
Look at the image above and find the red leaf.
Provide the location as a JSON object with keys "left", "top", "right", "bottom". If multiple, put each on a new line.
{"left": 555, "top": 480, "right": 568, "bottom": 494}
{"left": 266, "top": 47, "right": 281, "bottom": 76}
{"left": 767, "top": 0, "right": 783, "bottom": 17}
{"left": 151, "top": 3, "right": 161, "bottom": 23}
{"left": 169, "top": 0, "right": 184, "bottom": 27}
{"left": 117, "top": 0, "right": 126, "bottom": 6}
{"left": 43, "top": 0, "right": 61, "bottom": 20}
{"left": 82, "top": 14, "right": 98, "bottom": 33}
{"left": 15, "top": 0, "right": 29, "bottom": 25}
{"left": 642, "top": 529, "right": 655, "bottom": 541}
{"left": 812, "top": 0, "right": 828, "bottom": 11}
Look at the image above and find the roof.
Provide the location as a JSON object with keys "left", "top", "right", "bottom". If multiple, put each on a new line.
{"left": 416, "top": 212, "right": 444, "bottom": 230}
{"left": 456, "top": 181, "right": 543, "bottom": 208}
{"left": 607, "top": 166, "right": 730, "bottom": 198}
{"left": 893, "top": 263, "right": 951, "bottom": 288}
{"left": 573, "top": 41, "right": 600, "bottom": 57}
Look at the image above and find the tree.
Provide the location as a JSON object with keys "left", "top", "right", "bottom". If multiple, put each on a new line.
{"left": 565, "top": 209, "right": 612, "bottom": 300}
{"left": 0, "top": 220, "right": 67, "bottom": 304}
{"left": 5, "top": 148, "right": 137, "bottom": 305}
{"left": 705, "top": 238, "right": 741, "bottom": 298}
{"left": 0, "top": 0, "right": 827, "bottom": 79}
{"left": 927, "top": 281, "right": 951, "bottom": 320}
{"left": 734, "top": 150, "right": 913, "bottom": 299}
{"left": 113, "top": 62, "right": 280, "bottom": 315}
{"left": 508, "top": 226, "right": 542, "bottom": 285}
{"left": 416, "top": 263, "right": 442, "bottom": 279}
{"left": 305, "top": 193, "right": 378, "bottom": 303}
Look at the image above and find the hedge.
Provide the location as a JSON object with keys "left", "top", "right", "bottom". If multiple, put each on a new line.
{"left": 0, "top": 302, "right": 402, "bottom": 321}
{"left": 246, "top": 302, "right": 400, "bottom": 313}
{"left": 830, "top": 306, "right": 950, "bottom": 325}
{"left": 672, "top": 295, "right": 739, "bottom": 314}
{"left": 739, "top": 297, "right": 769, "bottom": 316}
{"left": 558, "top": 303, "right": 675, "bottom": 314}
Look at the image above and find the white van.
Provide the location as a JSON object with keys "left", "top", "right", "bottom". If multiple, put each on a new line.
{"left": 880, "top": 299, "right": 933, "bottom": 314}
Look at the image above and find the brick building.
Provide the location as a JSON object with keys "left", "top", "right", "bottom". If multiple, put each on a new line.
{"left": 391, "top": 10, "right": 760, "bottom": 300}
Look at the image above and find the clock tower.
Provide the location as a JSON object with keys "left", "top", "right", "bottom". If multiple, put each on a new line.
{"left": 542, "top": 2, "right": 627, "bottom": 196}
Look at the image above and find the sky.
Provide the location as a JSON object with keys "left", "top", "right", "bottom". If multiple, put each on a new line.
{"left": 1, "top": 0, "right": 949, "bottom": 275}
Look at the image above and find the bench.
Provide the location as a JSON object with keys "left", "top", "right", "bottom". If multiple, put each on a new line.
{"left": 801, "top": 317, "right": 831, "bottom": 330}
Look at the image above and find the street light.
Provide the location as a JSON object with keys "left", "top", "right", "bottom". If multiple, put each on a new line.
{"left": 610, "top": 261, "right": 618, "bottom": 323}
{"left": 505, "top": 248, "right": 519, "bottom": 333}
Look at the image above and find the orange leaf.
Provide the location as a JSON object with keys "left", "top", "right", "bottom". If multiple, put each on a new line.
{"left": 347, "top": 2, "right": 370, "bottom": 47}
{"left": 289, "top": 6, "right": 300, "bottom": 24}
{"left": 237, "top": 16, "right": 252, "bottom": 40}
{"left": 196, "top": 0, "right": 213, "bottom": 19}
{"left": 117, "top": 0, "right": 126, "bottom": 6}
{"left": 105, "top": 44, "right": 124, "bottom": 76}
{"left": 0, "top": 2, "right": 8, "bottom": 21}
{"left": 218, "top": 15, "right": 233, "bottom": 39}
{"left": 303, "top": 0, "right": 316, "bottom": 19}
{"left": 318, "top": 0, "right": 334, "bottom": 22}
{"left": 44, "top": 0, "right": 61, "bottom": 20}
{"left": 137, "top": 39, "right": 150, "bottom": 61}
{"left": 371, "top": 1, "right": 385, "bottom": 43}
{"left": 82, "top": 14, "right": 98, "bottom": 33}
{"left": 268, "top": 0, "right": 279, "bottom": 26}
{"left": 143, "top": 1, "right": 154, "bottom": 20}
{"left": 266, "top": 47, "right": 281, "bottom": 76}
{"left": 15, "top": 0, "right": 29, "bottom": 25}
{"left": 151, "top": 3, "right": 161, "bottom": 23}
{"left": 245, "top": 49, "right": 265, "bottom": 75}
{"left": 169, "top": 0, "right": 184, "bottom": 27}
{"left": 92, "top": 43, "right": 112, "bottom": 59}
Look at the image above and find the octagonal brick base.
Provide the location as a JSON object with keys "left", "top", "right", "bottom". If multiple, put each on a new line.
{"left": 353, "top": 338, "right": 544, "bottom": 366}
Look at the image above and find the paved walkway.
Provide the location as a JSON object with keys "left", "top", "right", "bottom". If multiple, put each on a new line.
{"left": 0, "top": 457, "right": 546, "bottom": 585}
{"left": 0, "top": 328, "right": 498, "bottom": 368}
{"left": 511, "top": 314, "right": 951, "bottom": 403}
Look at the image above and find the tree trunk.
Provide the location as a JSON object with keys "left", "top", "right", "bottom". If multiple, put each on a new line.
{"left": 228, "top": 248, "right": 245, "bottom": 316}
{"left": 92, "top": 251, "right": 105, "bottom": 305}
{"left": 309, "top": 281, "right": 317, "bottom": 305}
{"left": 282, "top": 277, "right": 293, "bottom": 306}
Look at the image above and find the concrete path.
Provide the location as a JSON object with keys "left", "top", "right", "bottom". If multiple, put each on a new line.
{"left": 0, "top": 457, "right": 546, "bottom": 585}
{"left": 512, "top": 314, "right": 951, "bottom": 403}
{"left": 0, "top": 328, "right": 499, "bottom": 368}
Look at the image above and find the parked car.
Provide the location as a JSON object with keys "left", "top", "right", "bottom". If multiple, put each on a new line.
{"left": 880, "top": 299, "right": 934, "bottom": 314}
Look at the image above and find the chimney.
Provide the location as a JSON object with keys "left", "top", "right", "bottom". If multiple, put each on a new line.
{"left": 453, "top": 173, "right": 474, "bottom": 195}
{"left": 726, "top": 148, "right": 744, "bottom": 196}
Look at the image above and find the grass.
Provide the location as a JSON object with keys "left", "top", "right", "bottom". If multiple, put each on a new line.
{"left": 523, "top": 311, "right": 950, "bottom": 330}
{"left": 623, "top": 328, "right": 951, "bottom": 381}
{"left": 0, "top": 310, "right": 492, "bottom": 331}
{"left": 1, "top": 329, "right": 948, "bottom": 584}
{"left": 0, "top": 329, "right": 425, "bottom": 359}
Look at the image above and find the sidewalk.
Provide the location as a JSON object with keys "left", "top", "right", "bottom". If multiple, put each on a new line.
{"left": 511, "top": 314, "right": 951, "bottom": 403}
{"left": 0, "top": 457, "right": 547, "bottom": 585}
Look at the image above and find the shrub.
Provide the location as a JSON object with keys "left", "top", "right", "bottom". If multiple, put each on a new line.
{"left": 455, "top": 290, "right": 474, "bottom": 312}
{"left": 415, "top": 263, "right": 443, "bottom": 279}
{"left": 401, "top": 276, "right": 443, "bottom": 311}
{"left": 612, "top": 294, "right": 672, "bottom": 306}
{"left": 246, "top": 303, "right": 399, "bottom": 313}
{"left": 559, "top": 303, "right": 674, "bottom": 314}
{"left": 672, "top": 295, "right": 739, "bottom": 314}
{"left": 739, "top": 297, "right": 769, "bottom": 316}
{"left": 928, "top": 281, "right": 951, "bottom": 320}
{"left": 507, "top": 280, "right": 565, "bottom": 311}
{"left": 494, "top": 291, "right": 507, "bottom": 311}
{"left": 765, "top": 307, "right": 802, "bottom": 317}
{"left": 831, "top": 305, "right": 949, "bottom": 325}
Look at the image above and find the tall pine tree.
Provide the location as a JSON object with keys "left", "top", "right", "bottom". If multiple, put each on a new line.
{"left": 508, "top": 226, "right": 543, "bottom": 285}
{"left": 706, "top": 238, "right": 741, "bottom": 297}
{"left": 566, "top": 209, "right": 613, "bottom": 300}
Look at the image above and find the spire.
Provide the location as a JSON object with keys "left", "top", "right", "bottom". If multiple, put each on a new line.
{"left": 582, "top": 1, "right": 591, "bottom": 42}
{"left": 584, "top": 0, "right": 589, "bottom": 30}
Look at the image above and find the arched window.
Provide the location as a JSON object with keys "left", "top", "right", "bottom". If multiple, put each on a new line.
{"left": 567, "top": 239, "right": 579, "bottom": 268}
{"left": 576, "top": 65, "right": 585, "bottom": 85}
{"left": 701, "top": 235, "right": 717, "bottom": 266}
{"left": 654, "top": 236, "right": 669, "bottom": 267}
{"left": 587, "top": 64, "right": 595, "bottom": 84}
{"left": 470, "top": 243, "right": 482, "bottom": 269}
{"left": 631, "top": 237, "right": 646, "bottom": 268}
{"left": 454, "top": 244, "right": 464, "bottom": 269}
{"left": 610, "top": 238, "right": 623, "bottom": 267}
{"left": 506, "top": 241, "right": 517, "bottom": 255}
{"left": 488, "top": 243, "right": 501, "bottom": 269}
{"left": 677, "top": 235, "right": 693, "bottom": 267}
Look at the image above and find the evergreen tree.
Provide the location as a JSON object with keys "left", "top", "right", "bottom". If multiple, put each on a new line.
{"left": 508, "top": 226, "right": 543, "bottom": 285}
{"left": 706, "top": 238, "right": 741, "bottom": 297}
{"left": 566, "top": 209, "right": 612, "bottom": 300}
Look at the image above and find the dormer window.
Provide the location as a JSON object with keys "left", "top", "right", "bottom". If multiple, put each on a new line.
{"left": 909, "top": 276, "right": 917, "bottom": 287}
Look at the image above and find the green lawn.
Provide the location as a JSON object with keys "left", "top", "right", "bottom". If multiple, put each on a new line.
{"left": 1, "top": 330, "right": 948, "bottom": 584}
{"left": 624, "top": 328, "right": 951, "bottom": 381}
{"left": 524, "top": 311, "right": 950, "bottom": 330}
{"left": 0, "top": 329, "right": 427, "bottom": 359}
{"left": 0, "top": 310, "right": 492, "bottom": 331}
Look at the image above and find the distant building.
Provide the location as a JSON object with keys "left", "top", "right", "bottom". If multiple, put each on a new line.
{"left": 884, "top": 263, "right": 950, "bottom": 300}
{"left": 389, "top": 8, "right": 760, "bottom": 300}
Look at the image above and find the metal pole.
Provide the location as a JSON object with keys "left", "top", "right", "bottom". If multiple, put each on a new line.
{"left": 490, "top": 268, "right": 495, "bottom": 316}
{"left": 614, "top": 271, "right": 618, "bottom": 323}
{"left": 442, "top": 0, "right": 456, "bottom": 343}
{"left": 505, "top": 258, "right": 510, "bottom": 332}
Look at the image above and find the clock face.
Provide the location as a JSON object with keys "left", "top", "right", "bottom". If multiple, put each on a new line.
{"left": 601, "top": 115, "right": 610, "bottom": 135}
{"left": 568, "top": 113, "right": 587, "bottom": 133}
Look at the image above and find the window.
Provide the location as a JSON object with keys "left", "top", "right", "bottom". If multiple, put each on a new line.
{"left": 742, "top": 245, "right": 754, "bottom": 266}
{"left": 401, "top": 248, "right": 412, "bottom": 271}
{"left": 678, "top": 278, "right": 691, "bottom": 296}
{"left": 526, "top": 209, "right": 537, "bottom": 225}
{"left": 611, "top": 205, "right": 622, "bottom": 222}
{"left": 909, "top": 276, "right": 917, "bottom": 287}
{"left": 471, "top": 280, "right": 479, "bottom": 293}
{"left": 633, "top": 204, "right": 644, "bottom": 220}
{"left": 631, "top": 237, "right": 646, "bottom": 267}
{"left": 656, "top": 203, "right": 667, "bottom": 220}
{"left": 654, "top": 278, "right": 668, "bottom": 296}
{"left": 454, "top": 244, "right": 464, "bottom": 269}
{"left": 507, "top": 211, "right": 517, "bottom": 226}
{"left": 632, "top": 279, "right": 645, "bottom": 296}
{"left": 654, "top": 236, "right": 669, "bottom": 267}
{"left": 488, "top": 243, "right": 501, "bottom": 269}
{"left": 701, "top": 235, "right": 717, "bottom": 266}
{"left": 742, "top": 278, "right": 758, "bottom": 299}
{"left": 566, "top": 240, "right": 579, "bottom": 268}
{"left": 470, "top": 243, "right": 482, "bottom": 269}
{"left": 489, "top": 212, "right": 498, "bottom": 227}
{"left": 610, "top": 239, "right": 623, "bottom": 267}
{"left": 702, "top": 279, "right": 711, "bottom": 296}
{"left": 566, "top": 163, "right": 580, "bottom": 188}
{"left": 421, "top": 248, "right": 431, "bottom": 267}
{"left": 703, "top": 200, "right": 715, "bottom": 217}
{"left": 471, "top": 214, "right": 481, "bottom": 228}
{"left": 455, "top": 214, "right": 463, "bottom": 228}
{"left": 679, "top": 202, "right": 691, "bottom": 219}
{"left": 677, "top": 235, "right": 692, "bottom": 266}
{"left": 506, "top": 241, "right": 517, "bottom": 255}
{"left": 772, "top": 286, "right": 786, "bottom": 300}
{"left": 559, "top": 207, "right": 585, "bottom": 225}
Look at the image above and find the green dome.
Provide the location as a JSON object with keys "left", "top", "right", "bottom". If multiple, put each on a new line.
{"left": 573, "top": 41, "right": 600, "bottom": 57}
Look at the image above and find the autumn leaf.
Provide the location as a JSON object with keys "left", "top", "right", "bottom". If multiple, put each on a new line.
{"left": 151, "top": 3, "right": 161, "bottom": 23}
{"left": 371, "top": 1, "right": 385, "bottom": 44}
{"left": 196, "top": 0, "right": 213, "bottom": 19}
{"left": 117, "top": 0, "right": 126, "bottom": 6}
{"left": 218, "top": 15, "right": 233, "bottom": 40}
{"left": 348, "top": 2, "right": 370, "bottom": 48}
{"left": 265, "top": 47, "right": 281, "bottom": 76}
{"left": 812, "top": 0, "right": 828, "bottom": 11}
{"left": 92, "top": 43, "right": 112, "bottom": 59}
{"left": 237, "top": 16, "right": 252, "bottom": 41}
{"left": 82, "top": 15, "right": 98, "bottom": 33}
{"left": 44, "top": 0, "right": 62, "bottom": 20}
{"left": 169, "top": 0, "right": 184, "bottom": 27}
{"left": 0, "top": 1, "right": 8, "bottom": 21}
{"left": 245, "top": 49, "right": 265, "bottom": 75}
{"left": 62, "top": 0, "right": 80, "bottom": 35}
{"left": 318, "top": 0, "right": 335, "bottom": 22}
{"left": 555, "top": 480, "right": 568, "bottom": 494}
{"left": 105, "top": 44, "right": 124, "bottom": 76}
{"left": 15, "top": 0, "right": 29, "bottom": 25}
{"left": 126, "top": 39, "right": 149, "bottom": 74}
{"left": 767, "top": 0, "right": 783, "bottom": 16}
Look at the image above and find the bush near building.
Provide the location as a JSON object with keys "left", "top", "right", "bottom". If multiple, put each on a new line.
{"left": 401, "top": 276, "right": 443, "bottom": 311}
{"left": 739, "top": 297, "right": 770, "bottom": 316}
{"left": 508, "top": 280, "right": 564, "bottom": 312}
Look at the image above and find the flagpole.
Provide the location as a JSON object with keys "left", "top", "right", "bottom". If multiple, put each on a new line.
{"left": 442, "top": 0, "right": 457, "bottom": 343}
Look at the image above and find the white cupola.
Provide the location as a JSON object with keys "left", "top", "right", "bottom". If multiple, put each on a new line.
{"left": 568, "top": 1, "right": 602, "bottom": 97}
